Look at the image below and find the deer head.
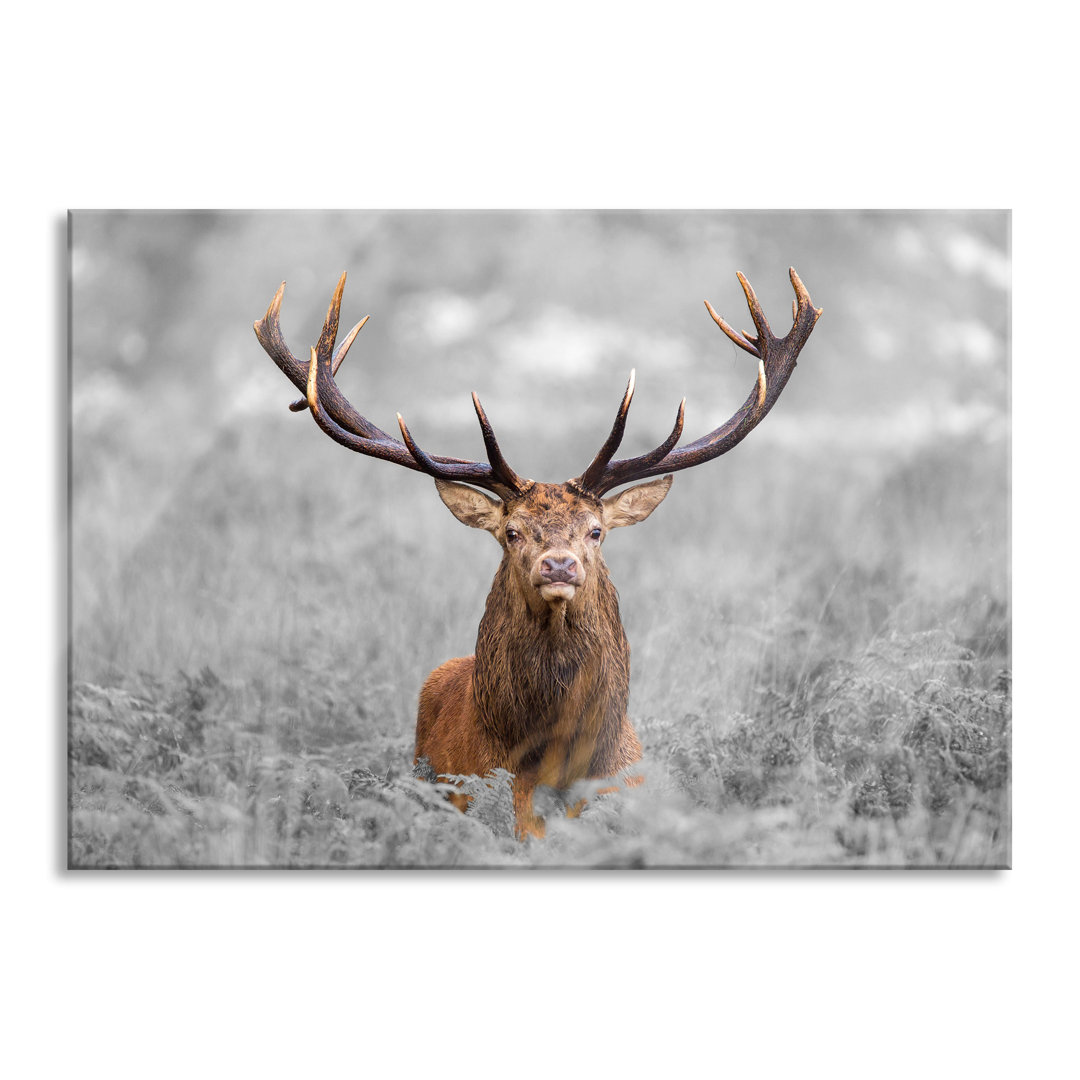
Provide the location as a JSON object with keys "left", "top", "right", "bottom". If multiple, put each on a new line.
{"left": 433, "top": 477, "right": 672, "bottom": 613}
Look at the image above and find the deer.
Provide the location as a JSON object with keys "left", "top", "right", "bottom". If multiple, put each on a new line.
{"left": 254, "top": 267, "right": 821, "bottom": 838}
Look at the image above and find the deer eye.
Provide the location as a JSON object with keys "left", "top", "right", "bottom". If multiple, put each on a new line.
{"left": 589, "top": 527, "right": 602, "bottom": 541}
{"left": 505, "top": 526, "right": 521, "bottom": 543}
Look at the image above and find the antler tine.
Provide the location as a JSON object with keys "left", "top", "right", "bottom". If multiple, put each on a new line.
{"left": 264, "top": 280, "right": 285, "bottom": 325}
{"left": 289, "top": 315, "right": 369, "bottom": 412}
{"left": 576, "top": 270, "right": 820, "bottom": 495}
{"left": 255, "top": 274, "right": 390, "bottom": 441}
{"left": 588, "top": 397, "right": 687, "bottom": 494}
{"left": 318, "top": 271, "right": 347, "bottom": 360}
{"left": 253, "top": 281, "right": 298, "bottom": 377}
{"left": 472, "top": 392, "right": 528, "bottom": 493}
{"left": 735, "top": 271, "right": 774, "bottom": 343}
{"left": 789, "top": 266, "right": 823, "bottom": 325}
{"left": 396, "top": 411, "right": 442, "bottom": 473}
{"left": 306, "top": 344, "right": 320, "bottom": 411}
{"left": 651, "top": 397, "right": 687, "bottom": 463}
{"left": 396, "top": 409, "right": 525, "bottom": 498}
{"left": 574, "top": 370, "right": 637, "bottom": 493}
{"left": 704, "top": 299, "right": 759, "bottom": 357}
{"left": 303, "top": 346, "right": 419, "bottom": 465}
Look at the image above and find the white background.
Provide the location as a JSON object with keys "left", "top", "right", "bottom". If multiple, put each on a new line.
{"left": 4, "top": 3, "right": 1075, "bottom": 1077}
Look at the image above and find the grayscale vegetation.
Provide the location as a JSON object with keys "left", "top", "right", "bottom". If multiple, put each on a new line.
{"left": 69, "top": 210, "right": 1009, "bottom": 867}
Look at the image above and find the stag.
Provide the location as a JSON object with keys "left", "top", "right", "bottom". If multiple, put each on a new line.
{"left": 254, "top": 268, "right": 821, "bottom": 837}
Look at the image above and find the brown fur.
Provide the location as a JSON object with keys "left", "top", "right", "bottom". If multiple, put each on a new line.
{"left": 414, "top": 478, "right": 669, "bottom": 838}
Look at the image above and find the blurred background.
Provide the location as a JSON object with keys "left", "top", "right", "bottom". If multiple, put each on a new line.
{"left": 69, "top": 210, "right": 1009, "bottom": 866}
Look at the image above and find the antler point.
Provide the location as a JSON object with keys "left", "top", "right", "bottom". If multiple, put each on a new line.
{"left": 396, "top": 412, "right": 416, "bottom": 449}
{"left": 264, "top": 282, "right": 285, "bottom": 321}
{"left": 306, "top": 344, "right": 321, "bottom": 413}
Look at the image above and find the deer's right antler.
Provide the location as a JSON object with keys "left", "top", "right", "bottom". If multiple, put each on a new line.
{"left": 254, "top": 273, "right": 528, "bottom": 499}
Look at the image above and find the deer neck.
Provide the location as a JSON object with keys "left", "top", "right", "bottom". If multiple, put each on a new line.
{"left": 472, "top": 559, "right": 630, "bottom": 755}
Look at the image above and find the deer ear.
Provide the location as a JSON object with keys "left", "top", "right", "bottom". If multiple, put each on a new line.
{"left": 434, "top": 479, "right": 503, "bottom": 532}
{"left": 601, "top": 475, "right": 673, "bottom": 529}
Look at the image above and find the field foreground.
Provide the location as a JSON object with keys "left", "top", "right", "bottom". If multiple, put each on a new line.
{"left": 70, "top": 634, "right": 1009, "bottom": 868}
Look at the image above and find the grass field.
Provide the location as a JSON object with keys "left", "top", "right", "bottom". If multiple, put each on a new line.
{"left": 68, "top": 211, "right": 1009, "bottom": 868}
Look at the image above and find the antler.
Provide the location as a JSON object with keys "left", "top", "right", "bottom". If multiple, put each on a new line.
{"left": 253, "top": 273, "right": 528, "bottom": 499}
{"left": 570, "top": 268, "right": 821, "bottom": 496}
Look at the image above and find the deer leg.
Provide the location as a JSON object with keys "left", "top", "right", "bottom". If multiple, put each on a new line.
{"left": 512, "top": 775, "right": 546, "bottom": 839}
{"left": 565, "top": 773, "right": 643, "bottom": 820}
{"left": 446, "top": 789, "right": 471, "bottom": 814}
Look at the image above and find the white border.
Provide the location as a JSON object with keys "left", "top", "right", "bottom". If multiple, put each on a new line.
{"left": 6, "top": 3, "right": 1076, "bottom": 1075}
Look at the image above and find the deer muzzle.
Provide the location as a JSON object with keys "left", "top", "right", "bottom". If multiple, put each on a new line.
{"left": 533, "top": 552, "right": 584, "bottom": 602}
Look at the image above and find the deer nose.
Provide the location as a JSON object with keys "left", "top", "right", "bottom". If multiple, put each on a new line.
{"left": 540, "top": 554, "right": 580, "bottom": 583}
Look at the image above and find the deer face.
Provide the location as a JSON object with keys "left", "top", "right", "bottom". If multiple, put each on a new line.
{"left": 435, "top": 477, "right": 673, "bottom": 611}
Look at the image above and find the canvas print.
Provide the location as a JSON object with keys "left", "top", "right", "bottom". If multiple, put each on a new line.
{"left": 68, "top": 210, "right": 1010, "bottom": 868}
